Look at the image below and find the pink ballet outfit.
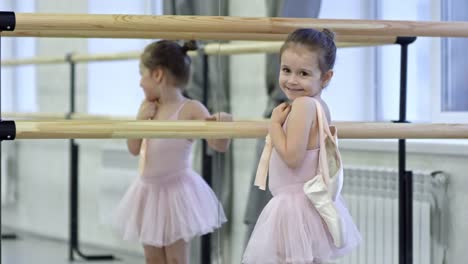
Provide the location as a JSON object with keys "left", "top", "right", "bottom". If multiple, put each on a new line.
{"left": 243, "top": 113, "right": 361, "bottom": 263}
{"left": 113, "top": 100, "right": 226, "bottom": 247}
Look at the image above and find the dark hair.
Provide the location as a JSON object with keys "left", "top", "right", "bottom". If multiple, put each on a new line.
{"left": 140, "top": 40, "right": 198, "bottom": 86}
{"left": 280, "top": 28, "right": 337, "bottom": 75}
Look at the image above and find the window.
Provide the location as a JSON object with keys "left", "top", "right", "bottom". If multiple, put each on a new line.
{"left": 377, "top": 0, "right": 435, "bottom": 122}
{"left": 1, "top": 0, "right": 36, "bottom": 112}
{"left": 442, "top": 36, "right": 468, "bottom": 112}
{"left": 321, "top": 0, "right": 445, "bottom": 123}
{"left": 87, "top": 1, "right": 162, "bottom": 116}
{"left": 320, "top": 0, "right": 377, "bottom": 121}
{"left": 433, "top": 0, "right": 468, "bottom": 123}
{"left": 442, "top": 0, "right": 468, "bottom": 112}
{"left": 1, "top": 35, "right": 14, "bottom": 112}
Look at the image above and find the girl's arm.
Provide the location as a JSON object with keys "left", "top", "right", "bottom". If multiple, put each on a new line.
{"left": 127, "top": 99, "right": 157, "bottom": 156}
{"left": 187, "top": 100, "right": 232, "bottom": 152}
{"left": 127, "top": 139, "right": 142, "bottom": 156}
{"left": 270, "top": 97, "right": 316, "bottom": 168}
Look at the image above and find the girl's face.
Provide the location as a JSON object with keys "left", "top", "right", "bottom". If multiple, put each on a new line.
{"left": 279, "top": 45, "right": 332, "bottom": 101}
{"left": 139, "top": 63, "right": 160, "bottom": 101}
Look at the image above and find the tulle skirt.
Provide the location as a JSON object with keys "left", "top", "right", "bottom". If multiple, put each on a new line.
{"left": 113, "top": 168, "right": 226, "bottom": 247}
{"left": 243, "top": 186, "right": 361, "bottom": 264}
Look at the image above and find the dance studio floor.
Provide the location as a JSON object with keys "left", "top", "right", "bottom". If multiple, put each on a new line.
{"left": 1, "top": 230, "right": 144, "bottom": 264}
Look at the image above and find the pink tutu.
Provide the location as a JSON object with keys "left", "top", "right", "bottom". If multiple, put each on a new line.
{"left": 243, "top": 186, "right": 361, "bottom": 264}
{"left": 113, "top": 168, "right": 226, "bottom": 247}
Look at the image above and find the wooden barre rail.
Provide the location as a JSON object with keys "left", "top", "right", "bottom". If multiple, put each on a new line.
{"left": 2, "top": 39, "right": 394, "bottom": 66}
{"left": 2, "top": 28, "right": 401, "bottom": 42}
{"left": 5, "top": 14, "right": 468, "bottom": 38}
{"left": 9, "top": 120, "right": 468, "bottom": 139}
{"left": 1, "top": 112, "right": 133, "bottom": 120}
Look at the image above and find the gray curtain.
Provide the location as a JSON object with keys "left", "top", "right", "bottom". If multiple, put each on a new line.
{"left": 164, "top": 1, "right": 233, "bottom": 263}
{"left": 243, "top": 0, "right": 322, "bottom": 246}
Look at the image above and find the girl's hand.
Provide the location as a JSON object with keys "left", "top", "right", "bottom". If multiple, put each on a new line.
{"left": 271, "top": 102, "right": 291, "bottom": 125}
{"left": 205, "top": 112, "right": 233, "bottom": 122}
{"left": 137, "top": 99, "right": 158, "bottom": 120}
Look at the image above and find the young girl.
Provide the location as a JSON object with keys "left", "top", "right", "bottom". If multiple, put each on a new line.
{"left": 113, "top": 40, "right": 231, "bottom": 264}
{"left": 243, "top": 29, "right": 361, "bottom": 264}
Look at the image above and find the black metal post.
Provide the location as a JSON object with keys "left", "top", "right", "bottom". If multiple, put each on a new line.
{"left": 0, "top": 10, "right": 18, "bottom": 241}
{"left": 200, "top": 54, "right": 212, "bottom": 264}
{"left": 66, "top": 55, "right": 115, "bottom": 261}
{"left": 395, "top": 36, "right": 416, "bottom": 264}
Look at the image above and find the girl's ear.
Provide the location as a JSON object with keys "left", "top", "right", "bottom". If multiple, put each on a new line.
{"left": 321, "top": 70, "right": 334, "bottom": 88}
{"left": 151, "top": 67, "right": 164, "bottom": 84}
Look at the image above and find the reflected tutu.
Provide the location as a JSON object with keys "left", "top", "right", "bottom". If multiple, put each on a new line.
{"left": 113, "top": 169, "right": 226, "bottom": 247}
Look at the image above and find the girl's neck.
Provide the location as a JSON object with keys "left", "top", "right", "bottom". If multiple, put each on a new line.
{"left": 311, "top": 94, "right": 321, "bottom": 100}
{"left": 158, "top": 86, "right": 185, "bottom": 104}
{"left": 289, "top": 93, "right": 322, "bottom": 103}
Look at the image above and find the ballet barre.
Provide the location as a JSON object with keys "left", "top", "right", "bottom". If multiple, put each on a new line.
{"left": 3, "top": 29, "right": 403, "bottom": 42}
{"left": 1, "top": 38, "right": 394, "bottom": 66}
{"left": 1, "top": 13, "right": 467, "bottom": 38}
{"left": 0, "top": 112, "right": 132, "bottom": 120}
{"left": 2, "top": 120, "right": 467, "bottom": 139}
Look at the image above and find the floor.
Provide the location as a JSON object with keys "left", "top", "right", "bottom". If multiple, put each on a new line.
{"left": 1, "top": 230, "right": 144, "bottom": 264}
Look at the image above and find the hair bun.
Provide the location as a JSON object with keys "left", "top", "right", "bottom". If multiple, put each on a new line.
{"left": 181, "top": 40, "right": 199, "bottom": 54}
{"left": 321, "top": 28, "right": 336, "bottom": 41}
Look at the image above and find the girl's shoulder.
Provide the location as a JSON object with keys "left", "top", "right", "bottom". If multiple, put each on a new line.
{"left": 184, "top": 99, "right": 204, "bottom": 108}
{"left": 183, "top": 99, "right": 207, "bottom": 113}
{"left": 178, "top": 99, "right": 208, "bottom": 120}
{"left": 291, "top": 96, "right": 318, "bottom": 112}
{"left": 291, "top": 96, "right": 331, "bottom": 122}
